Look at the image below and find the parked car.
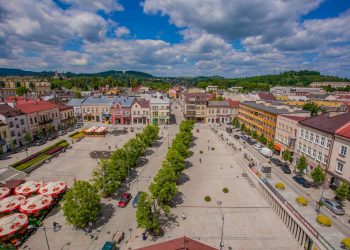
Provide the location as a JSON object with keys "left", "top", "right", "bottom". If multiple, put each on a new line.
{"left": 74, "top": 123, "right": 82, "bottom": 129}
{"left": 246, "top": 138, "right": 255, "bottom": 145}
{"left": 47, "top": 134, "right": 57, "bottom": 141}
{"left": 34, "top": 139, "right": 45, "bottom": 146}
{"left": 241, "top": 135, "right": 248, "bottom": 141}
{"left": 66, "top": 127, "right": 74, "bottom": 132}
{"left": 57, "top": 130, "right": 67, "bottom": 136}
{"left": 320, "top": 198, "right": 345, "bottom": 215}
{"left": 292, "top": 176, "right": 311, "bottom": 188}
{"left": 280, "top": 163, "right": 291, "bottom": 174}
{"left": 132, "top": 192, "right": 141, "bottom": 208}
{"left": 270, "top": 158, "right": 282, "bottom": 166}
{"left": 252, "top": 143, "right": 262, "bottom": 151}
{"left": 118, "top": 193, "right": 132, "bottom": 208}
{"left": 233, "top": 134, "right": 240, "bottom": 139}
{"left": 102, "top": 241, "right": 116, "bottom": 250}
{"left": 260, "top": 147, "right": 273, "bottom": 158}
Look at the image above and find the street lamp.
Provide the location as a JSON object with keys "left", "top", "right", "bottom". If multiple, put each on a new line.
{"left": 217, "top": 201, "right": 224, "bottom": 250}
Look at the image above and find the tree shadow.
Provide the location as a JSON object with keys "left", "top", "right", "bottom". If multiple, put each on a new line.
{"left": 45, "top": 203, "right": 61, "bottom": 218}
{"left": 192, "top": 136, "right": 198, "bottom": 141}
{"left": 184, "top": 161, "right": 193, "bottom": 169}
{"left": 144, "top": 149, "right": 154, "bottom": 156}
{"left": 171, "top": 191, "right": 184, "bottom": 206}
{"left": 176, "top": 173, "right": 190, "bottom": 186}
{"left": 136, "top": 157, "right": 148, "bottom": 167}
{"left": 189, "top": 142, "right": 196, "bottom": 147}
{"left": 94, "top": 203, "right": 115, "bottom": 228}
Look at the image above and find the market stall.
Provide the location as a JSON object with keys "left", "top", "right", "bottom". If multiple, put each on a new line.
{"left": 0, "top": 213, "right": 28, "bottom": 239}
{"left": 38, "top": 181, "right": 67, "bottom": 197}
{"left": 84, "top": 126, "right": 98, "bottom": 134}
{"left": 19, "top": 195, "right": 53, "bottom": 215}
{"left": 95, "top": 126, "right": 108, "bottom": 134}
{"left": 14, "top": 181, "right": 44, "bottom": 196}
{"left": 0, "top": 188, "right": 11, "bottom": 200}
{"left": 0, "top": 195, "right": 26, "bottom": 214}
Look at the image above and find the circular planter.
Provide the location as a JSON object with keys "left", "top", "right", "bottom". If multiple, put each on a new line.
{"left": 275, "top": 183, "right": 285, "bottom": 190}
{"left": 316, "top": 214, "right": 332, "bottom": 227}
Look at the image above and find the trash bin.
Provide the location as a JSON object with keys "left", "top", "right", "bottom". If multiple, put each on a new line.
{"left": 142, "top": 232, "right": 147, "bottom": 240}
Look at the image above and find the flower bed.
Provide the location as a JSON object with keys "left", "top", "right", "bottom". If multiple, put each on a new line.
{"left": 69, "top": 131, "right": 85, "bottom": 140}
{"left": 316, "top": 214, "right": 332, "bottom": 227}
{"left": 295, "top": 196, "right": 308, "bottom": 206}
{"left": 341, "top": 238, "right": 350, "bottom": 250}
{"left": 275, "top": 182, "right": 285, "bottom": 190}
{"left": 15, "top": 155, "right": 50, "bottom": 171}
{"left": 45, "top": 146, "right": 63, "bottom": 155}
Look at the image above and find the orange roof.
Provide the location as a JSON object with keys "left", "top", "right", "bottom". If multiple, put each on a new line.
{"left": 135, "top": 236, "right": 217, "bottom": 250}
{"left": 16, "top": 100, "right": 58, "bottom": 113}
{"left": 227, "top": 98, "right": 240, "bottom": 107}
{"left": 336, "top": 122, "right": 350, "bottom": 139}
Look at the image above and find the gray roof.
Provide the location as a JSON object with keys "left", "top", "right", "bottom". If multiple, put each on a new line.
{"left": 116, "top": 96, "right": 135, "bottom": 108}
{"left": 81, "top": 96, "right": 117, "bottom": 106}
{"left": 208, "top": 101, "right": 229, "bottom": 107}
{"left": 241, "top": 101, "right": 309, "bottom": 115}
{"left": 67, "top": 98, "right": 86, "bottom": 107}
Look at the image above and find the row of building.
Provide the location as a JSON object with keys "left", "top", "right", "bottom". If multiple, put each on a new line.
{"left": 235, "top": 100, "right": 350, "bottom": 188}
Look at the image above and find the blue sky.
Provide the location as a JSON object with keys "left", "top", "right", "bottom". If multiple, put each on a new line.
{"left": 1, "top": 0, "right": 350, "bottom": 77}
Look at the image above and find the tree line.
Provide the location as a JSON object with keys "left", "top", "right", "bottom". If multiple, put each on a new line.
{"left": 61, "top": 125, "right": 159, "bottom": 228}
{"left": 136, "top": 120, "right": 194, "bottom": 235}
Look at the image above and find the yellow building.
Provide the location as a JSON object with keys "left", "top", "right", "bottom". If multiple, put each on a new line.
{"left": 238, "top": 101, "right": 309, "bottom": 142}
{"left": 0, "top": 121, "right": 10, "bottom": 153}
{"left": 285, "top": 100, "right": 343, "bottom": 108}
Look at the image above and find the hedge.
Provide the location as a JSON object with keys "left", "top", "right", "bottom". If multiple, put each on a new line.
{"left": 69, "top": 131, "right": 85, "bottom": 139}
{"left": 316, "top": 214, "right": 332, "bottom": 227}
{"left": 15, "top": 154, "right": 50, "bottom": 171}
{"left": 275, "top": 182, "right": 285, "bottom": 190}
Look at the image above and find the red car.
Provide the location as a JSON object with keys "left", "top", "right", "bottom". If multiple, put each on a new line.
{"left": 118, "top": 193, "right": 132, "bottom": 207}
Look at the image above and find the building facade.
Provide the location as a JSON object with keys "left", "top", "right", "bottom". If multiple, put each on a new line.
{"left": 206, "top": 100, "right": 231, "bottom": 124}
{"left": 0, "top": 122, "right": 10, "bottom": 153}
{"left": 111, "top": 96, "right": 134, "bottom": 125}
{"left": 57, "top": 103, "right": 74, "bottom": 128}
{"left": 180, "top": 93, "right": 209, "bottom": 122}
{"left": 131, "top": 98, "right": 150, "bottom": 124}
{"left": 0, "top": 103, "right": 29, "bottom": 148}
{"left": 81, "top": 95, "right": 117, "bottom": 124}
{"left": 67, "top": 98, "right": 86, "bottom": 121}
{"left": 149, "top": 97, "right": 170, "bottom": 125}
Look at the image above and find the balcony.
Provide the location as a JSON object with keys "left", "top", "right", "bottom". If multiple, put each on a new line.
{"left": 39, "top": 118, "right": 53, "bottom": 125}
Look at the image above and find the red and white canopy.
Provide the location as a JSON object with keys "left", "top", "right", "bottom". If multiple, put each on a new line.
{"left": 95, "top": 126, "right": 108, "bottom": 133}
{"left": 19, "top": 194, "right": 53, "bottom": 214}
{"left": 84, "top": 126, "right": 98, "bottom": 133}
{"left": 14, "top": 181, "right": 43, "bottom": 196}
{"left": 0, "top": 187, "right": 11, "bottom": 200}
{"left": 0, "top": 213, "right": 28, "bottom": 238}
{"left": 0, "top": 195, "right": 26, "bottom": 214}
{"left": 38, "top": 181, "right": 67, "bottom": 197}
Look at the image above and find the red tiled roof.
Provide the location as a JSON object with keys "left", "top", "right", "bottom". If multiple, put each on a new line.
{"left": 335, "top": 122, "right": 350, "bottom": 139}
{"left": 133, "top": 98, "right": 150, "bottom": 108}
{"left": 0, "top": 103, "right": 24, "bottom": 117}
{"left": 135, "top": 236, "right": 217, "bottom": 250}
{"left": 300, "top": 112, "right": 350, "bottom": 133}
{"left": 56, "top": 103, "right": 73, "bottom": 111}
{"left": 258, "top": 92, "right": 276, "bottom": 101}
{"left": 227, "top": 98, "right": 240, "bottom": 107}
{"left": 280, "top": 115, "right": 309, "bottom": 122}
{"left": 16, "top": 100, "right": 58, "bottom": 113}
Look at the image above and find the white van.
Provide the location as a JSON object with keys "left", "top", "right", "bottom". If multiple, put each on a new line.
{"left": 259, "top": 147, "right": 273, "bottom": 158}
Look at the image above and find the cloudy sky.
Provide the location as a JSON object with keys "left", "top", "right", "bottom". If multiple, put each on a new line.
{"left": 0, "top": 0, "right": 350, "bottom": 77}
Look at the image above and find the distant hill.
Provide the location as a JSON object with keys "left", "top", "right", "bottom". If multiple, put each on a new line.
{"left": 0, "top": 68, "right": 153, "bottom": 78}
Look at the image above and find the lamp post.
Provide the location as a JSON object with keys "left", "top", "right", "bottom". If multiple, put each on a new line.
{"left": 217, "top": 201, "right": 224, "bottom": 250}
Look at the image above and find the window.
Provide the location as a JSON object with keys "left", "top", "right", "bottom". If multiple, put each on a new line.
{"left": 315, "top": 135, "right": 319, "bottom": 144}
{"left": 323, "top": 154, "right": 328, "bottom": 164}
{"left": 312, "top": 149, "right": 316, "bottom": 158}
{"left": 298, "top": 142, "right": 301, "bottom": 150}
{"left": 2, "top": 131, "right": 6, "bottom": 138}
{"left": 317, "top": 152, "right": 322, "bottom": 161}
{"left": 30, "top": 118, "right": 33, "bottom": 125}
{"left": 336, "top": 162, "right": 344, "bottom": 174}
{"left": 320, "top": 137, "right": 325, "bottom": 147}
{"left": 326, "top": 139, "right": 331, "bottom": 149}
{"left": 307, "top": 146, "right": 311, "bottom": 156}
{"left": 305, "top": 131, "right": 309, "bottom": 140}
{"left": 310, "top": 133, "right": 314, "bottom": 142}
{"left": 340, "top": 146, "right": 347, "bottom": 156}
{"left": 9, "top": 122, "right": 13, "bottom": 128}
{"left": 10, "top": 131, "right": 15, "bottom": 137}
{"left": 20, "top": 119, "right": 24, "bottom": 125}
{"left": 302, "top": 144, "right": 306, "bottom": 153}
{"left": 300, "top": 129, "right": 304, "bottom": 138}
{"left": 34, "top": 117, "right": 37, "bottom": 123}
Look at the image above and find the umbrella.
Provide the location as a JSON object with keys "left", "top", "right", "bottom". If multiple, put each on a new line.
{"left": 0, "top": 195, "right": 26, "bottom": 214}
{"left": 14, "top": 181, "right": 43, "bottom": 196}
{"left": 38, "top": 181, "right": 67, "bottom": 197}
{"left": 0, "top": 213, "right": 28, "bottom": 238}
{"left": 0, "top": 187, "right": 11, "bottom": 200}
{"left": 19, "top": 195, "right": 53, "bottom": 215}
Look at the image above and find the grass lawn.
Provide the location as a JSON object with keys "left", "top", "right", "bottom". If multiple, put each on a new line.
{"left": 16, "top": 154, "right": 50, "bottom": 171}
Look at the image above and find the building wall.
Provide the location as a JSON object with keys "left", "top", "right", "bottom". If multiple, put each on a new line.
{"left": 294, "top": 125, "right": 332, "bottom": 172}
{"left": 328, "top": 135, "right": 350, "bottom": 186}
{"left": 82, "top": 105, "right": 113, "bottom": 123}
{"left": 26, "top": 108, "right": 60, "bottom": 137}
{"left": 0, "top": 124, "right": 10, "bottom": 153}
{"left": 0, "top": 113, "right": 28, "bottom": 148}
{"left": 206, "top": 107, "right": 231, "bottom": 124}
{"left": 150, "top": 103, "right": 170, "bottom": 125}
{"left": 274, "top": 116, "right": 299, "bottom": 153}
{"left": 59, "top": 108, "right": 75, "bottom": 127}
{"left": 131, "top": 103, "right": 150, "bottom": 124}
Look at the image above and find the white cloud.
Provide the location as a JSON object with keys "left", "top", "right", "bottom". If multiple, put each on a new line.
{"left": 61, "top": 0, "right": 124, "bottom": 13}
{"left": 115, "top": 26, "right": 130, "bottom": 37}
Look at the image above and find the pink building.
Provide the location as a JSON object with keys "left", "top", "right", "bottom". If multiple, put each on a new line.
{"left": 111, "top": 96, "right": 135, "bottom": 125}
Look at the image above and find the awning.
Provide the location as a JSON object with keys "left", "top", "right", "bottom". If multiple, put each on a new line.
{"left": 274, "top": 144, "right": 282, "bottom": 151}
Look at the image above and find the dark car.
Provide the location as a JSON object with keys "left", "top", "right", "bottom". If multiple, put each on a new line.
{"left": 280, "top": 163, "right": 291, "bottom": 174}
{"left": 66, "top": 127, "right": 74, "bottom": 132}
{"left": 246, "top": 138, "right": 255, "bottom": 145}
{"left": 47, "top": 134, "right": 57, "bottom": 141}
{"left": 118, "top": 193, "right": 132, "bottom": 208}
{"left": 34, "top": 139, "right": 45, "bottom": 146}
{"left": 102, "top": 241, "right": 116, "bottom": 250}
{"left": 293, "top": 176, "right": 311, "bottom": 188}
{"left": 270, "top": 158, "right": 282, "bottom": 166}
{"left": 320, "top": 198, "right": 345, "bottom": 215}
{"left": 233, "top": 134, "right": 240, "bottom": 139}
{"left": 132, "top": 192, "right": 141, "bottom": 208}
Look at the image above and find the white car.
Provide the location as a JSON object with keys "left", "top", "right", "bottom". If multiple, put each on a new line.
{"left": 252, "top": 143, "right": 262, "bottom": 151}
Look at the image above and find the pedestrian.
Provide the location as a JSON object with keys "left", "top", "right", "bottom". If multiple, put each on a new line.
{"left": 181, "top": 213, "right": 186, "bottom": 220}
{"left": 199, "top": 158, "right": 202, "bottom": 163}
{"left": 53, "top": 222, "right": 58, "bottom": 232}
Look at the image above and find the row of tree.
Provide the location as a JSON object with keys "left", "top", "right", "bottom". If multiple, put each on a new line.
{"left": 136, "top": 121, "right": 194, "bottom": 234}
{"left": 61, "top": 125, "right": 159, "bottom": 228}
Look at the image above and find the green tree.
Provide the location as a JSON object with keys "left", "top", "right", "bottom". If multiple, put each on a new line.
{"left": 24, "top": 132, "right": 32, "bottom": 145}
{"left": 267, "top": 140, "right": 274, "bottom": 150}
{"left": 258, "top": 133, "right": 267, "bottom": 145}
{"left": 16, "top": 86, "right": 29, "bottom": 96}
{"left": 311, "top": 166, "right": 325, "bottom": 187}
{"left": 252, "top": 130, "right": 258, "bottom": 139}
{"left": 335, "top": 183, "right": 350, "bottom": 202}
{"left": 74, "top": 91, "right": 82, "bottom": 98}
{"left": 302, "top": 102, "right": 321, "bottom": 116}
{"left": 232, "top": 117, "right": 240, "bottom": 128}
{"left": 38, "top": 129, "right": 45, "bottom": 139}
{"left": 166, "top": 149, "right": 185, "bottom": 174}
{"left": 282, "top": 149, "right": 292, "bottom": 162}
{"left": 240, "top": 123, "right": 246, "bottom": 132}
{"left": 296, "top": 155, "right": 307, "bottom": 174}
{"left": 136, "top": 192, "right": 160, "bottom": 233}
{"left": 62, "top": 180, "right": 101, "bottom": 228}
{"left": 92, "top": 160, "right": 120, "bottom": 197}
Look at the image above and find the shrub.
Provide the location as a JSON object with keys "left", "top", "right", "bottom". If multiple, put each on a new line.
{"left": 16, "top": 154, "right": 50, "bottom": 171}
{"left": 204, "top": 196, "right": 211, "bottom": 202}
{"left": 316, "top": 214, "right": 332, "bottom": 227}
{"left": 222, "top": 188, "right": 229, "bottom": 193}
{"left": 341, "top": 238, "right": 350, "bottom": 249}
{"left": 275, "top": 182, "right": 285, "bottom": 190}
{"left": 69, "top": 131, "right": 79, "bottom": 137}
{"left": 296, "top": 196, "right": 308, "bottom": 206}
{"left": 199, "top": 150, "right": 203, "bottom": 154}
